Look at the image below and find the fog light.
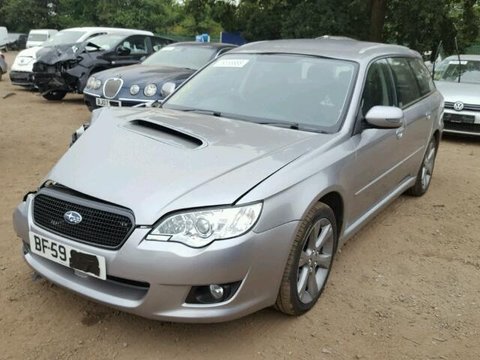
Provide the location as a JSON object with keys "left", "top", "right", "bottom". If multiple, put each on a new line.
{"left": 185, "top": 281, "right": 242, "bottom": 304}
{"left": 209, "top": 284, "right": 224, "bottom": 300}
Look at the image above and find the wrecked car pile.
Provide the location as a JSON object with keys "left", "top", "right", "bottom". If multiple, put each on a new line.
{"left": 32, "top": 33, "right": 171, "bottom": 100}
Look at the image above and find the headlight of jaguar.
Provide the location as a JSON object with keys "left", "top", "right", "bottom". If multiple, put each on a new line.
{"left": 86, "top": 76, "right": 95, "bottom": 89}
{"left": 130, "top": 84, "right": 140, "bottom": 95}
{"left": 144, "top": 83, "right": 157, "bottom": 97}
{"left": 146, "top": 203, "right": 263, "bottom": 248}
{"left": 92, "top": 78, "right": 102, "bottom": 90}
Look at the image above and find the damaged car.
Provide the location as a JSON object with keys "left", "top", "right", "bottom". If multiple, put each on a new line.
{"left": 14, "top": 38, "right": 443, "bottom": 322}
{"left": 32, "top": 33, "right": 171, "bottom": 101}
{"left": 83, "top": 42, "right": 236, "bottom": 111}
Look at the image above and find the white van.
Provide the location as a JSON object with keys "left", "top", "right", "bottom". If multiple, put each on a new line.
{"left": 26, "top": 29, "right": 58, "bottom": 48}
{"left": 0, "top": 27, "right": 8, "bottom": 50}
{"left": 10, "top": 27, "right": 153, "bottom": 87}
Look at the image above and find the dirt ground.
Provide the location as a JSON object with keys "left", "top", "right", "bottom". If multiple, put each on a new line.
{"left": 0, "top": 51, "right": 479, "bottom": 360}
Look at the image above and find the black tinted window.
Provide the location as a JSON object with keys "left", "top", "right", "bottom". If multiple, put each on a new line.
{"left": 409, "top": 59, "right": 435, "bottom": 96}
{"left": 388, "top": 58, "right": 421, "bottom": 107}
{"left": 361, "top": 59, "right": 395, "bottom": 116}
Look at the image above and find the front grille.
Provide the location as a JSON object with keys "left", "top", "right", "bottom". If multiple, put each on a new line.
{"left": 445, "top": 102, "right": 480, "bottom": 112}
{"left": 33, "top": 191, "right": 134, "bottom": 249}
{"left": 103, "top": 78, "right": 123, "bottom": 99}
{"left": 444, "top": 121, "right": 480, "bottom": 134}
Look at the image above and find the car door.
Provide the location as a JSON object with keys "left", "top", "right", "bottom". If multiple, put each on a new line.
{"left": 345, "top": 58, "right": 408, "bottom": 225}
{"left": 387, "top": 57, "right": 433, "bottom": 177}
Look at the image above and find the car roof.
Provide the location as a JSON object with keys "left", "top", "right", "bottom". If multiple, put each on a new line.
{"left": 442, "top": 54, "right": 480, "bottom": 61}
{"left": 167, "top": 42, "right": 237, "bottom": 49}
{"left": 60, "top": 27, "right": 153, "bottom": 36}
{"left": 230, "top": 37, "right": 420, "bottom": 63}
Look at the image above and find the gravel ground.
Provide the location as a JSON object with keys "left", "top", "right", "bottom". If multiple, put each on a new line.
{"left": 1, "top": 51, "right": 479, "bottom": 360}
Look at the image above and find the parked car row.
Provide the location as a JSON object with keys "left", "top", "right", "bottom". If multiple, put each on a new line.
{"left": 13, "top": 37, "right": 445, "bottom": 322}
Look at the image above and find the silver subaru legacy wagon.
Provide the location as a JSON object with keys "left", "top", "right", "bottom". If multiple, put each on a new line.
{"left": 13, "top": 38, "right": 443, "bottom": 323}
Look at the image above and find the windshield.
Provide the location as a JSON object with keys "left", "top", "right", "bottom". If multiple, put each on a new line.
{"left": 86, "top": 34, "right": 124, "bottom": 51}
{"left": 142, "top": 45, "right": 217, "bottom": 70}
{"left": 163, "top": 54, "right": 357, "bottom": 132}
{"left": 436, "top": 59, "right": 480, "bottom": 84}
{"left": 44, "top": 31, "right": 85, "bottom": 46}
{"left": 28, "top": 33, "right": 48, "bottom": 42}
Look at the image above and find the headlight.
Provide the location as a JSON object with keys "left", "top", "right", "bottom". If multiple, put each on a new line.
{"left": 86, "top": 77, "right": 95, "bottom": 89}
{"left": 130, "top": 84, "right": 140, "bottom": 95}
{"left": 92, "top": 79, "right": 102, "bottom": 90}
{"left": 146, "top": 203, "right": 262, "bottom": 248}
{"left": 144, "top": 83, "right": 157, "bottom": 97}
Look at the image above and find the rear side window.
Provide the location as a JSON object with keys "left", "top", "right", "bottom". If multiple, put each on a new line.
{"left": 388, "top": 58, "right": 421, "bottom": 108}
{"left": 408, "top": 58, "right": 435, "bottom": 96}
{"left": 361, "top": 59, "right": 395, "bottom": 117}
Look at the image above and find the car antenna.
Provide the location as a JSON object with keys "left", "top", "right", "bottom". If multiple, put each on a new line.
{"left": 455, "top": 37, "right": 462, "bottom": 83}
{"left": 432, "top": 40, "right": 443, "bottom": 79}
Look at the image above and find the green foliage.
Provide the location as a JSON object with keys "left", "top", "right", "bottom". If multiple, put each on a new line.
{"left": 0, "top": 0, "right": 478, "bottom": 57}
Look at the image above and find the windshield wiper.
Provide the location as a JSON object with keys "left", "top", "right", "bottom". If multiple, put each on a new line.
{"left": 259, "top": 121, "right": 329, "bottom": 133}
{"left": 179, "top": 108, "right": 222, "bottom": 117}
{"left": 258, "top": 121, "right": 301, "bottom": 130}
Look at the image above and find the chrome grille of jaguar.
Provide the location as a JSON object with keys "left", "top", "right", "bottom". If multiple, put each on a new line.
{"left": 444, "top": 101, "right": 480, "bottom": 112}
{"left": 103, "top": 78, "right": 123, "bottom": 99}
{"left": 32, "top": 189, "right": 134, "bottom": 249}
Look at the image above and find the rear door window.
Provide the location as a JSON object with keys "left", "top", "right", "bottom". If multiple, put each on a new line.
{"left": 408, "top": 58, "right": 435, "bottom": 96}
{"left": 387, "top": 58, "right": 421, "bottom": 108}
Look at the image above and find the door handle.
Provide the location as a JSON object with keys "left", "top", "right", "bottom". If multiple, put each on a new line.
{"left": 396, "top": 127, "right": 405, "bottom": 139}
{"left": 426, "top": 112, "right": 432, "bottom": 120}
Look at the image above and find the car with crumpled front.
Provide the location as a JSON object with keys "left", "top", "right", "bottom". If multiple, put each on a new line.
{"left": 10, "top": 27, "right": 153, "bottom": 88}
{"left": 13, "top": 38, "right": 443, "bottom": 323}
{"left": 83, "top": 42, "right": 236, "bottom": 111}
{"left": 434, "top": 54, "right": 480, "bottom": 136}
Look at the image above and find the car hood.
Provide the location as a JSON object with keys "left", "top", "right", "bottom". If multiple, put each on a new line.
{"left": 435, "top": 81, "right": 480, "bottom": 105}
{"left": 47, "top": 108, "right": 328, "bottom": 225}
{"left": 15, "top": 46, "right": 41, "bottom": 58}
{"left": 36, "top": 42, "right": 100, "bottom": 65}
{"left": 94, "top": 64, "right": 195, "bottom": 84}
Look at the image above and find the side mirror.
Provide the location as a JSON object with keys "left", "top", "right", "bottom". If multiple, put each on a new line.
{"left": 365, "top": 106, "right": 404, "bottom": 129}
{"left": 116, "top": 45, "right": 131, "bottom": 56}
{"left": 161, "top": 82, "right": 176, "bottom": 98}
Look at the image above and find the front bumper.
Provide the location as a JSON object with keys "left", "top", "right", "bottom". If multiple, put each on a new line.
{"left": 443, "top": 108, "right": 480, "bottom": 136}
{"left": 13, "top": 195, "right": 298, "bottom": 323}
{"left": 33, "top": 71, "right": 70, "bottom": 92}
{"left": 10, "top": 71, "right": 35, "bottom": 87}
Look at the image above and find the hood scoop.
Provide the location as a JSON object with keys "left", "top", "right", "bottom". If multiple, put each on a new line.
{"left": 123, "top": 119, "right": 204, "bottom": 149}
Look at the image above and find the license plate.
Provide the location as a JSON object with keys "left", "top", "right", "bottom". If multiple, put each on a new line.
{"left": 444, "top": 113, "right": 475, "bottom": 124}
{"left": 29, "top": 232, "right": 106, "bottom": 280}
{"left": 96, "top": 97, "right": 121, "bottom": 107}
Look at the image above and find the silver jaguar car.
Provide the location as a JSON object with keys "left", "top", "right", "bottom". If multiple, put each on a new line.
{"left": 13, "top": 38, "right": 443, "bottom": 323}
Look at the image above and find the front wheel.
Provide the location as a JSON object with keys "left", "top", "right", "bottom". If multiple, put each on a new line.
{"left": 276, "top": 202, "right": 338, "bottom": 316}
{"left": 42, "top": 90, "right": 67, "bottom": 101}
{"left": 406, "top": 136, "right": 437, "bottom": 197}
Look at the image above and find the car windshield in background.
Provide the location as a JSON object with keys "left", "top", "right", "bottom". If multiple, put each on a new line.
{"left": 436, "top": 59, "right": 480, "bottom": 84}
{"left": 163, "top": 54, "right": 356, "bottom": 133}
{"left": 142, "top": 45, "right": 217, "bottom": 70}
{"left": 28, "top": 34, "right": 48, "bottom": 42}
{"left": 86, "top": 34, "right": 124, "bottom": 51}
{"left": 44, "top": 31, "right": 85, "bottom": 46}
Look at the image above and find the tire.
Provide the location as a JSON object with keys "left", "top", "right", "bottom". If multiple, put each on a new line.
{"left": 42, "top": 91, "right": 67, "bottom": 101}
{"left": 276, "top": 202, "right": 338, "bottom": 316}
{"left": 0, "top": 72, "right": 2, "bottom": 81}
{"left": 406, "top": 136, "right": 437, "bottom": 197}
